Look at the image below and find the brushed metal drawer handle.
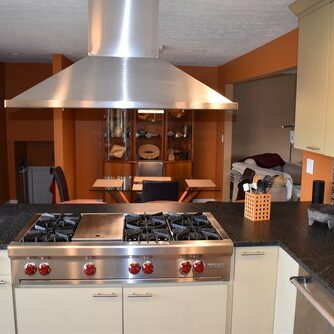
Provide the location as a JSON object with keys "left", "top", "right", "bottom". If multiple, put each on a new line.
{"left": 240, "top": 251, "right": 266, "bottom": 256}
{"left": 306, "top": 146, "right": 320, "bottom": 151}
{"left": 128, "top": 292, "right": 153, "bottom": 298}
{"left": 92, "top": 292, "right": 118, "bottom": 298}
{"left": 0, "top": 280, "right": 6, "bottom": 285}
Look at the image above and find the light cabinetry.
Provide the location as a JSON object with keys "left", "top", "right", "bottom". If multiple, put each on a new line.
{"left": 124, "top": 284, "right": 228, "bottom": 334}
{"left": 15, "top": 286, "right": 123, "bottom": 334}
{"left": 15, "top": 282, "right": 229, "bottom": 334}
{"left": 273, "top": 247, "right": 299, "bottom": 334}
{"left": 231, "top": 246, "right": 278, "bottom": 334}
{"left": 0, "top": 250, "right": 15, "bottom": 334}
{"left": 293, "top": 0, "right": 334, "bottom": 156}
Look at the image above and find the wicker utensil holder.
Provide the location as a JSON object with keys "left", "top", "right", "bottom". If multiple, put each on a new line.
{"left": 244, "top": 192, "right": 271, "bottom": 221}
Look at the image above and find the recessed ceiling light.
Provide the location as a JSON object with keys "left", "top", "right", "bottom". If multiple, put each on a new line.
{"left": 10, "top": 52, "right": 22, "bottom": 56}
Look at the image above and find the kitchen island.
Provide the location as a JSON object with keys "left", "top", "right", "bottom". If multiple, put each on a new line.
{"left": 0, "top": 201, "right": 332, "bottom": 292}
{"left": 1, "top": 201, "right": 334, "bottom": 333}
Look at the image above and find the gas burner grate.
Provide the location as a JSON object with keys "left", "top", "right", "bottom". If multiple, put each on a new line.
{"left": 124, "top": 213, "right": 171, "bottom": 242}
{"left": 22, "top": 213, "right": 81, "bottom": 243}
{"left": 123, "top": 212, "right": 222, "bottom": 242}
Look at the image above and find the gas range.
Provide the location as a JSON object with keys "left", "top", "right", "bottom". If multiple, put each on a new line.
{"left": 8, "top": 212, "right": 233, "bottom": 285}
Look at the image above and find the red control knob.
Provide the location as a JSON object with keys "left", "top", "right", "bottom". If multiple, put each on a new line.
{"left": 179, "top": 261, "right": 192, "bottom": 274}
{"left": 142, "top": 261, "right": 154, "bottom": 274}
{"left": 193, "top": 260, "right": 205, "bottom": 273}
{"left": 38, "top": 262, "right": 51, "bottom": 276}
{"left": 24, "top": 263, "right": 37, "bottom": 276}
{"left": 83, "top": 262, "right": 96, "bottom": 276}
{"left": 128, "top": 262, "right": 141, "bottom": 275}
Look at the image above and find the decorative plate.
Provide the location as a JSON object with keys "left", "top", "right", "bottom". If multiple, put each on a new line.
{"left": 138, "top": 144, "right": 160, "bottom": 160}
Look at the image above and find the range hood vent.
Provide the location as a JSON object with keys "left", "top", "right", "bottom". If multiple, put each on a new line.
{"left": 5, "top": 0, "right": 238, "bottom": 110}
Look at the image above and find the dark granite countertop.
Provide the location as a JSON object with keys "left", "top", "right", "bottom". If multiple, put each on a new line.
{"left": 0, "top": 201, "right": 333, "bottom": 292}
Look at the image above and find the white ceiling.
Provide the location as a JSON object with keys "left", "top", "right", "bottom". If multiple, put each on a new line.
{"left": 0, "top": 0, "right": 297, "bottom": 66}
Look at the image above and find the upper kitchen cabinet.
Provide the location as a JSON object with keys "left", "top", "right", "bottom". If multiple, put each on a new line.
{"left": 324, "top": 3, "right": 334, "bottom": 156}
{"left": 292, "top": 0, "right": 334, "bottom": 156}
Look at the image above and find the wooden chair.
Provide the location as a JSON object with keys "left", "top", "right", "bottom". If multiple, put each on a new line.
{"left": 51, "top": 167, "right": 105, "bottom": 204}
{"left": 142, "top": 181, "right": 179, "bottom": 202}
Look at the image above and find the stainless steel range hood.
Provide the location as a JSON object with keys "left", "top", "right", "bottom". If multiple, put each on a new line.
{"left": 5, "top": 0, "right": 238, "bottom": 110}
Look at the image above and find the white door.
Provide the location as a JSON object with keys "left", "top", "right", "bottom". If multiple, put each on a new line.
{"left": 324, "top": 2, "right": 334, "bottom": 157}
{"left": 273, "top": 247, "right": 299, "bottom": 334}
{"left": 232, "top": 246, "right": 278, "bottom": 334}
{"left": 294, "top": 4, "right": 331, "bottom": 153}
{"left": 124, "top": 283, "right": 228, "bottom": 334}
{"left": 0, "top": 275, "right": 15, "bottom": 334}
{"left": 15, "top": 286, "right": 122, "bottom": 334}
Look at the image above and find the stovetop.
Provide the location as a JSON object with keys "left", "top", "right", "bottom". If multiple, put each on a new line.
{"left": 10, "top": 212, "right": 233, "bottom": 284}
{"left": 18, "top": 212, "right": 226, "bottom": 244}
{"left": 22, "top": 213, "right": 81, "bottom": 243}
{"left": 124, "top": 212, "right": 222, "bottom": 242}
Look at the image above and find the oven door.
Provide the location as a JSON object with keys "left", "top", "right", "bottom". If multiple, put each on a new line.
{"left": 291, "top": 276, "right": 334, "bottom": 334}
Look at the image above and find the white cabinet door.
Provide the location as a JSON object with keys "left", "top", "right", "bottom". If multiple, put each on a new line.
{"left": 0, "top": 250, "right": 11, "bottom": 276}
{"left": 273, "top": 248, "right": 299, "bottom": 334}
{"left": 294, "top": 4, "right": 331, "bottom": 153}
{"left": 0, "top": 275, "right": 15, "bottom": 334}
{"left": 232, "top": 246, "right": 278, "bottom": 334}
{"left": 324, "top": 2, "right": 334, "bottom": 157}
{"left": 15, "top": 286, "right": 122, "bottom": 334}
{"left": 124, "top": 283, "right": 228, "bottom": 334}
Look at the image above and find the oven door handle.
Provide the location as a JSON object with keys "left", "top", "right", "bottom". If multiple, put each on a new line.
{"left": 290, "top": 276, "right": 334, "bottom": 328}
{"left": 127, "top": 292, "right": 153, "bottom": 298}
{"left": 92, "top": 292, "right": 118, "bottom": 298}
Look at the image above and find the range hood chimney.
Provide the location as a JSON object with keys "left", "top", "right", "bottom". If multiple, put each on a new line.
{"left": 5, "top": 0, "right": 238, "bottom": 110}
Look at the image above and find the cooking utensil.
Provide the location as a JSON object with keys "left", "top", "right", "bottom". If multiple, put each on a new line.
{"left": 263, "top": 175, "right": 274, "bottom": 193}
{"left": 236, "top": 168, "right": 256, "bottom": 201}
{"left": 257, "top": 179, "right": 265, "bottom": 194}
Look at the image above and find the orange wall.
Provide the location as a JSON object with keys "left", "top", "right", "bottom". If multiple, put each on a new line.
{"left": 178, "top": 66, "right": 223, "bottom": 198}
{"left": 5, "top": 63, "right": 53, "bottom": 200}
{"left": 178, "top": 66, "right": 219, "bottom": 90}
{"left": 218, "top": 29, "right": 298, "bottom": 88}
{"left": 52, "top": 54, "right": 77, "bottom": 201}
{"left": 300, "top": 152, "right": 333, "bottom": 203}
{"left": 75, "top": 110, "right": 104, "bottom": 199}
{"left": 0, "top": 62, "right": 9, "bottom": 203}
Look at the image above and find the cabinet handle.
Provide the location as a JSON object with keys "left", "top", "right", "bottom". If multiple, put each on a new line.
{"left": 128, "top": 292, "right": 153, "bottom": 298}
{"left": 291, "top": 276, "right": 334, "bottom": 328}
{"left": 240, "top": 251, "right": 265, "bottom": 256}
{"left": 0, "top": 280, "right": 6, "bottom": 285}
{"left": 92, "top": 292, "right": 118, "bottom": 298}
{"left": 306, "top": 146, "right": 320, "bottom": 151}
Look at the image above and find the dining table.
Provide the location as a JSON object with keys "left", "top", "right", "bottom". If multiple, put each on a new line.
{"left": 91, "top": 176, "right": 218, "bottom": 203}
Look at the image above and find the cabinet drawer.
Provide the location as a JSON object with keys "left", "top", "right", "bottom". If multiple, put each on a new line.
{"left": 0, "top": 250, "right": 11, "bottom": 276}
{"left": 124, "top": 283, "right": 228, "bottom": 334}
{"left": 0, "top": 275, "right": 15, "bottom": 334}
{"left": 15, "top": 286, "right": 123, "bottom": 334}
{"left": 232, "top": 246, "right": 278, "bottom": 334}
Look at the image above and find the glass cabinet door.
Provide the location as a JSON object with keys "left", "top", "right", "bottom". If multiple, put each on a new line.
{"left": 165, "top": 110, "right": 193, "bottom": 161}
{"left": 104, "top": 109, "right": 133, "bottom": 161}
